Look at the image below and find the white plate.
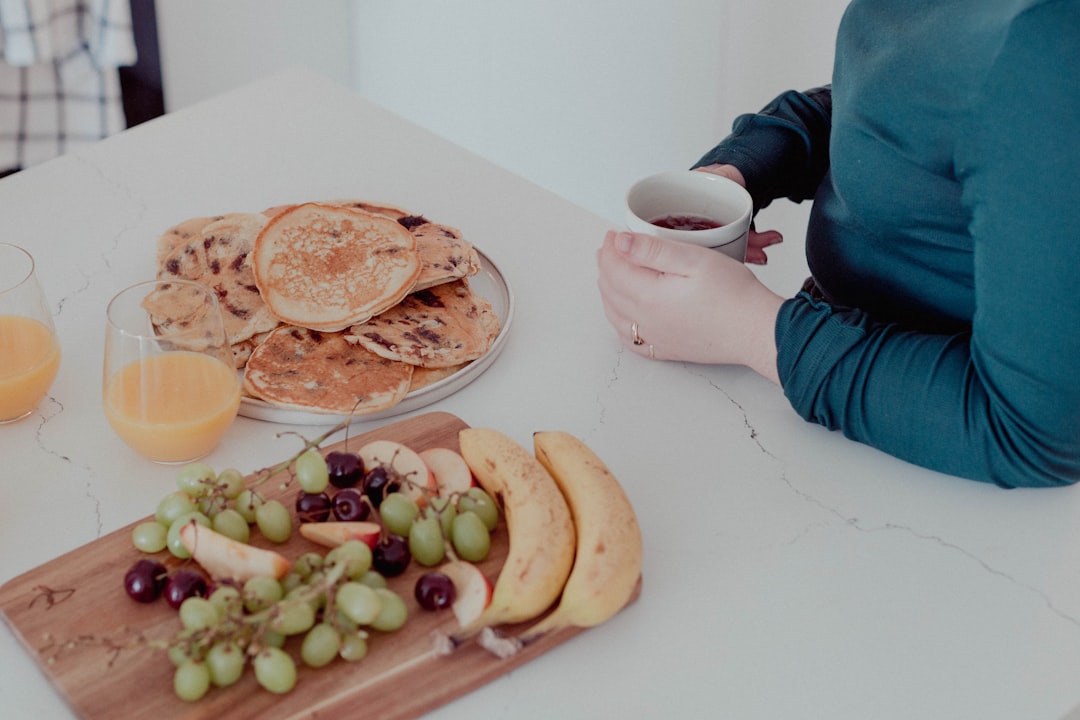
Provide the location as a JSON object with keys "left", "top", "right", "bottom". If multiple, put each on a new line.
{"left": 238, "top": 248, "right": 514, "bottom": 425}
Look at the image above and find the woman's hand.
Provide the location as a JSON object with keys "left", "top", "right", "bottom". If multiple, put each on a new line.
{"left": 694, "top": 163, "right": 783, "bottom": 265}
{"left": 596, "top": 230, "right": 784, "bottom": 384}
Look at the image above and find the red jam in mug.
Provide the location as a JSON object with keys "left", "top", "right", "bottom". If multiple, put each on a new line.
{"left": 648, "top": 214, "right": 723, "bottom": 231}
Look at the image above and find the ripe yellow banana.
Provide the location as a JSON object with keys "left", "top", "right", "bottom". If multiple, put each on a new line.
{"left": 454, "top": 427, "right": 576, "bottom": 638}
{"left": 480, "top": 431, "right": 642, "bottom": 657}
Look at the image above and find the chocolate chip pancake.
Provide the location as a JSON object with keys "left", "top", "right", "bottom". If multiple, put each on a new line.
{"left": 411, "top": 221, "right": 483, "bottom": 290}
{"left": 140, "top": 280, "right": 218, "bottom": 350}
{"left": 243, "top": 325, "right": 413, "bottom": 415}
{"left": 346, "top": 279, "right": 500, "bottom": 368}
{"left": 155, "top": 213, "right": 256, "bottom": 266}
{"left": 154, "top": 213, "right": 281, "bottom": 346}
{"left": 253, "top": 203, "right": 422, "bottom": 332}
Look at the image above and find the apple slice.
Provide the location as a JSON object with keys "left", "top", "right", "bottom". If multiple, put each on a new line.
{"left": 299, "top": 520, "right": 381, "bottom": 549}
{"left": 359, "top": 439, "right": 434, "bottom": 505}
{"left": 179, "top": 522, "right": 290, "bottom": 582}
{"left": 419, "top": 447, "right": 474, "bottom": 498}
{"left": 440, "top": 560, "right": 493, "bottom": 629}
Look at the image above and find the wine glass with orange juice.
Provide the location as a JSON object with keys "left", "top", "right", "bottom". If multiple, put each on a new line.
{"left": 0, "top": 243, "right": 62, "bottom": 424}
{"left": 103, "top": 279, "right": 241, "bottom": 463}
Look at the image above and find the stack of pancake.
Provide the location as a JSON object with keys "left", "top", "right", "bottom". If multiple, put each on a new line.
{"left": 150, "top": 200, "right": 501, "bottom": 416}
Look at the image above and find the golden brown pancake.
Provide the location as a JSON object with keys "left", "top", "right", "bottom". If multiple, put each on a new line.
{"left": 263, "top": 201, "right": 480, "bottom": 290}
{"left": 408, "top": 362, "right": 468, "bottom": 391}
{"left": 262, "top": 200, "right": 414, "bottom": 221}
{"left": 346, "top": 279, "right": 500, "bottom": 368}
{"left": 243, "top": 325, "right": 413, "bottom": 415}
{"left": 252, "top": 203, "right": 422, "bottom": 332}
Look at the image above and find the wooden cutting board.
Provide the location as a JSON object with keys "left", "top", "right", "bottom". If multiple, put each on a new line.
{"left": 0, "top": 412, "right": 634, "bottom": 719}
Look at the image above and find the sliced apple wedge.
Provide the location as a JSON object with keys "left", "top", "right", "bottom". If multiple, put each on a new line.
{"left": 179, "top": 522, "right": 290, "bottom": 582}
{"left": 440, "top": 560, "right": 493, "bottom": 629}
{"left": 359, "top": 439, "right": 434, "bottom": 505}
{"left": 299, "top": 520, "right": 381, "bottom": 549}
{"left": 419, "top": 447, "right": 474, "bottom": 498}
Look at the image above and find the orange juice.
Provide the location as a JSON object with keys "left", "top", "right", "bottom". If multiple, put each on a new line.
{"left": 0, "top": 314, "right": 61, "bottom": 422}
{"left": 103, "top": 351, "right": 240, "bottom": 462}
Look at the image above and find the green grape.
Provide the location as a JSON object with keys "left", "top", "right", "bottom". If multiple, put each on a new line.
{"left": 208, "top": 585, "right": 242, "bottom": 617}
{"left": 335, "top": 581, "right": 382, "bottom": 625}
{"left": 205, "top": 641, "right": 245, "bottom": 688}
{"left": 216, "top": 468, "right": 246, "bottom": 499}
{"left": 179, "top": 596, "right": 219, "bottom": 631}
{"left": 330, "top": 607, "right": 359, "bottom": 634}
{"left": 168, "top": 644, "right": 193, "bottom": 668}
{"left": 305, "top": 570, "right": 326, "bottom": 591}
{"left": 429, "top": 496, "right": 457, "bottom": 537}
{"left": 173, "top": 659, "right": 211, "bottom": 702}
{"left": 293, "top": 552, "right": 324, "bottom": 579}
{"left": 301, "top": 623, "right": 341, "bottom": 668}
{"left": 243, "top": 576, "right": 283, "bottom": 613}
{"left": 270, "top": 599, "right": 317, "bottom": 636}
{"left": 155, "top": 491, "right": 197, "bottom": 527}
{"left": 176, "top": 462, "right": 216, "bottom": 498}
{"left": 357, "top": 570, "right": 387, "bottom": 590}
{"left": 280, "top": 572, "right": 304, "bottom": 594}
{"left": 132, "top": 520, "right": 167, "bottom": 553}
{"left": 338, "top": 631, "right": 368, "bottom": 662}
{"left": 255, "top": 499, "right": 292, "bottom": 543}
{"left": 212, "top": 508, "right": 250, "bottom": 543}
{"left": 458, "top": 487, "right": 499, "bottom": 531}
{"left": 166, "top": 512, "right": 211, "bottom": 559}
{"left": 369, "top": 588, "right": 408, "bottom": 632}
{"left": 408, "top": 513, "right": 445, "bottom": 567}
{"left": 286, "top": 583, "right": 325, "bottom": 613}
{"left": 379, "top": 493, "right": 418, "bottom": 536}
{"left": 326, "top": 540, "right": 373, "bottom": 579}
{"left": 168, "top": 629, "right": 198, "bottom": 667}
{"left": 261, "top": 630, "right": 287, "bottom": 648}
{"left": 198, "top": 494, "right": 228, "bottom": 519}
{"left": 253, "top": 646, "right": 297, "bottom": 694}
{"left": 235, "top": 488, "right": 264, "bottom": 523}
{"left": 295, "top": 448, "right": 330, "bottom": 494}
{"left": 451, "top": 510, "right": 491, "bottom": 562}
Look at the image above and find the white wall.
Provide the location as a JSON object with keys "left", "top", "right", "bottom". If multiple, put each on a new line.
{"left": 156, "top": 0, "right": 352, "bottom": 112}
{"left": 350, "top": 0, "right": 846, "bottom": 225}
{"left": 155, "top": 0, "right": 848, "bottom": 290}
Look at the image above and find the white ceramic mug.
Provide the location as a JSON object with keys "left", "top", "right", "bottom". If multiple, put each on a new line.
{"left": 625, "top": 170, "right": 753, "bottom": 260}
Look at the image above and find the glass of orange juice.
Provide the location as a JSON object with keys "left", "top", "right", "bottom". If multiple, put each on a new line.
{"left": 0, "top": 243, "right": 62, "bottom": 424}
{"left": 103, "top": 279, "right": 241, "bottom": 463}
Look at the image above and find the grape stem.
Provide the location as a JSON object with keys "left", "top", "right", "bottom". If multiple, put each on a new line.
{"left": 248, "top": 419, "right": 352, "bottom": 489}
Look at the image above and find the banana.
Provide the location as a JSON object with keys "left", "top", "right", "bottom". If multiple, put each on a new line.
{"left": 480, "top": 431, "right": 642, "bottom": 657}
{"left": 453, "top": 427, "right": 576, "bottom": 639}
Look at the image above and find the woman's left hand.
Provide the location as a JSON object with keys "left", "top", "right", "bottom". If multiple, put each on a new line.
{"left": 596, "top": 230, "right": 784, "bottom": 383}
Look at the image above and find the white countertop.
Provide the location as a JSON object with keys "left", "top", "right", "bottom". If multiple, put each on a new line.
{"left": 2, "top": 68, "right": 1080, "bottom": 720}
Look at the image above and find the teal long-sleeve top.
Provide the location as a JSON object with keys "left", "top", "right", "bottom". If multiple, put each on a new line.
{"left": 693, "top": 0, "right": 1080, "bottom": 488}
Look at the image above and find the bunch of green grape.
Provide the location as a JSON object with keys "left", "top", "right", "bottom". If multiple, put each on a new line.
{"left": 169, "top": 539, "right": 407, "bottom": 701}
{"left": 378, "top": 486, "right": 500, "bottom": 568}
{"left": 131, "top": 462, "right": 292, "bottom": 559}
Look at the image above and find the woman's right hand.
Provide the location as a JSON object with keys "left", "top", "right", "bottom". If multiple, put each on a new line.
{"left": 694, "top": 163, "right": 783, "bottom": 265}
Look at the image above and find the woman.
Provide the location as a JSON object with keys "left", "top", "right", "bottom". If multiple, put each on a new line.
{"left": 597, "top": 0, "right": 1080, "bottom": 488}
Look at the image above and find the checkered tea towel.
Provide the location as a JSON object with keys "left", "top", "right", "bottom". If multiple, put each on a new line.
{"left": 0, "top": 0, "right": 136, "bottom": 171}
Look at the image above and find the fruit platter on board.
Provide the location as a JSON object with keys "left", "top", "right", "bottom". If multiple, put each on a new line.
{"left": 0, "top": 412, "right": 643, "bottom": 720}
